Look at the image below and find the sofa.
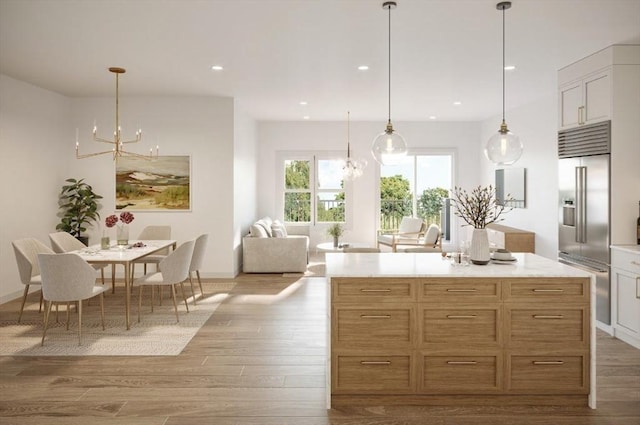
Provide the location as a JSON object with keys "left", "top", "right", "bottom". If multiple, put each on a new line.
{"left": 242, "top": 217, "right": 309, "bottom": 273}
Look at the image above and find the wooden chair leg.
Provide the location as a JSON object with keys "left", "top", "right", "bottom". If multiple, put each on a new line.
{"left": 111, "top": 264, "right": 116, "bottom": 293}
{"left": 188, "top": 273, "right": 197, "bottom": 305}
{"left": 179, "top": 282, "right": 189, "bottom": 312}
{"left": 170, "top": 284, "right": 179, "bottom": 323}
{"left": 41, "top": 301, "right": 53, "bottom": 346}
{"left": 39, "top": 291, "right": 43, "bottom": 313}
{"left": 77, "top": 300, "right": 82, "bottom": 346}
{"left": 196, "top": 270, "right": 204, "bottom": 298}
{"left": 99, "top": 293, "right": 105, "bottom": 331}
{"left": 18, "top": 285, "right": 29, "bottom": 323}
{"left": 100, "top": 268, "right": 105, "bottom": 285}
{"left": 138, "top": 286, "right": 143, "bottom": 323}
{"left": 66, "top": 302, "right": 71, "bottom": 330}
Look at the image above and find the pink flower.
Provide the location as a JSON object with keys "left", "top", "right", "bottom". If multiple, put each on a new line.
{"left": 119, "top": 212, "right": 135, "bottom": 224}
{"left": 105, "top": 214, "right": 118, "bottom": 228}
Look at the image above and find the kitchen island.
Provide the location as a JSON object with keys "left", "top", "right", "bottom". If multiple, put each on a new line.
{"left": 325, "top": 252, "right": 596, "bottom": 409}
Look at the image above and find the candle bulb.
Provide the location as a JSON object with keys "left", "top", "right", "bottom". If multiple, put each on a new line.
{"left": 156, "top": 145, "right": 159, "bottom": 156}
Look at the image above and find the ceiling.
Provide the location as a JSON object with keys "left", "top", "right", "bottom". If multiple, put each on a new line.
{"left": 1, "top": 0, "right": 639, "bottom": 122}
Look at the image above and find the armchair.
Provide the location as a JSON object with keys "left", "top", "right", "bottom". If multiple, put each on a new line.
{"left": 398, "top": 224, "right": 443, "bottom": 252}
{"left": 377, "top": 217, "right": 426, "bottom": 252}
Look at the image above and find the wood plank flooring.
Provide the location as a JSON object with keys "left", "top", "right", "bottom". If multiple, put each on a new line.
{"left": 1, "top": 273, "right": 639, "bottom": 424}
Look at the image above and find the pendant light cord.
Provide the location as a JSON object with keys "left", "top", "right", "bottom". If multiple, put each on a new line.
{"left": 347, "top": 111, "right": 351, "bottom": 158}
{"left": 501, "top": 4, "right": 505, "bottom": 123}
{"left": 388, "top": 3, "right": 392, "bottom": 123}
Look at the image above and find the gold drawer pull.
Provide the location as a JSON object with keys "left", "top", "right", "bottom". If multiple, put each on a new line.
{"left": 360, "top": 315, "right": 391, "bottom": 319}
{"left": 532, "top": 289, "right": 564, "bottom": 293}
{"left": 533, "top": 361, "right": 564, "bottom": 365}
{"left": 446, "top": 315, "right": 477, "bottom": 319}
{"left": 447, "top": 361, "right": 478, "bottom": 365}
{"left": 360, "top": 361, "right": 391, "bottom": 365}
{"left": 533, "top": 315, "right": 564, "bottom": 319}
{"left": 446, "top": 289, "right": 477, "bottom": 292}
{"left": 360, "top": 289, "right": 392, "bottom": 293}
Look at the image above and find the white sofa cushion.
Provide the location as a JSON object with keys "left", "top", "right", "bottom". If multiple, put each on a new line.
{"left": 250, "top": 223, "right": 269, "bottom": 238}
{"left": 255, "top": 218, "right": 273, "bottom": 237}
{"left": 271, "top": 219, "right": 288, "bottom": 238}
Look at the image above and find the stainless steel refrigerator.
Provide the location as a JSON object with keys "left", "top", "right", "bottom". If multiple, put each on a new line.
{"left": 558, "top": 121, "right": 611, "bottom": 325}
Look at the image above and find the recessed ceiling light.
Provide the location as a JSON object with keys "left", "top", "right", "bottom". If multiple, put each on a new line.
{"left": 453, "top": 101, "right": 462, "bottom": 106}
{"left": 211, "top": 65, "right": 223, "bottom": 71}
{"left": 299, "top": 101, "right": 308, "bottom": 106}
{"left": 429, "top": 116, "right": 437, "bottom": 120}
{"left": 504, "top": 65, "right": 516, "bottom": 71}
{"left": 358, "top": 65, "right": 369, "bottom": 71}
{"left": 303, "top": 116, "right": 310, "bottom": 120}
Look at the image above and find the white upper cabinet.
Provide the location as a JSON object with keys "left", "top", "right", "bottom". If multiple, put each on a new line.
{"left": 559, "top": 70, "right": 611, "bottom": 130}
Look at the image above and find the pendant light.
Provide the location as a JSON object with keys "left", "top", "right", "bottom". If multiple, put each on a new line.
{"left": 343, "top": 111, "right": 367, "bottom": 180}
{"left": 484, "top": 1, "right": 522, "bottom": 165}
{"left": 371, "top": 1, "right": 407, "bottom": 166}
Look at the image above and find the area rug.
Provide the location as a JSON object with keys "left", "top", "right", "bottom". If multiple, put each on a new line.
{"left": 283, "top": 253, "right": 325, "bottom": 278}
{"left": 0, "top": 282, "right": 235, "bottom": 356}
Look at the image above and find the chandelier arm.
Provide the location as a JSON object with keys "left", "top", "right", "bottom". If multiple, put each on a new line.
{"left": 76, "top": 149, "right": 116, "bottom": 159}
{"left": 93, "top": 136, "right": 119, "bottom": 144}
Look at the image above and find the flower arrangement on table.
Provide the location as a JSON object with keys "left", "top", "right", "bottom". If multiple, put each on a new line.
{"left": 450, "top": 185, "right": 511, "bottom": 229}
{"left": 105, "top": 212, "right": 135, "bottom": 246}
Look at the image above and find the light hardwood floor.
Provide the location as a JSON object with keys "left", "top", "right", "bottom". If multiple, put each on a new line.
{"left": 0, "top": 274, "right": 639, "bottom": 424}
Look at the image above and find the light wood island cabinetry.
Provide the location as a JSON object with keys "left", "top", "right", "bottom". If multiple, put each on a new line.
{"left": 326, "top": 253, "right": 595, "bottom": 408}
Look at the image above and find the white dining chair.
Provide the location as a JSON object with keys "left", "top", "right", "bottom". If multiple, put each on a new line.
{"left": 11, "top": 238, "right": 54, "bottom": 322}
{"left": 132, "top": 225, "right": 172, "bottom": 276}
{"left": 133, "top": 239, "right": 195, "bottom": 323}
{"left": 188, "top": 234, "right": 208, "bottom": 304}
{"left": 49, "top": 232, "right": 108, "bottom": 286}
{"left": 38, "top": 253, "right": 110, "bottom": 346}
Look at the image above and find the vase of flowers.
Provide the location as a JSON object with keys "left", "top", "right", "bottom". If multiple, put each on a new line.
{"left": 327, "top": 223, "right": 344, "bottom": 248}
{"left": 451, "top": 185, "right": 511, "bottom": 265}
{"left": 105, "top": 212, "right": 135, "bottom": 246}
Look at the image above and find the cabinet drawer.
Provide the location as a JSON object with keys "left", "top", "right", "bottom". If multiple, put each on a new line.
{"left": 421, "top": 306, "right": 500, "bottom": 346}
{"left": 332, "top": 278, "right": 415, "bottom": 303}
{"left": 333, "top": 354, "right": 413, "bottom": 393}
{"left": 611, "top": 248, "right": 640, "bottom": 275}
{"left": 506, "top": 306, "right": 588, "bottom": 346}
{"left": 503, "top": 278, "right": 589, "bottom": 303}
{"left": 420, "top": 353, "right": 501, "bottom": 393}
{"left": 420, "top": 279, "right": 500, "bottom": 303}
{"left": 334, "top": 306, "right": 414, "bottom": 346}
{"left": 507, "top": 354, "right": 589, "bottom": 394}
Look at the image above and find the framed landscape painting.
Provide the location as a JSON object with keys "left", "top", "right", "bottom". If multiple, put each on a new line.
{"left": 115, "top": 155, "right": 191, "bottom": 211}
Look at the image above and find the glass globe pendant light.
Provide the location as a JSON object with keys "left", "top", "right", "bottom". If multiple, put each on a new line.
{"left": 371, "top": 1, "right": 407, "bottom": 166}
{"left": 343, "top": 111, "right": 367, "bottom": 180}
{"left": 484, "top": 1, "right": 522, "bottom": 165}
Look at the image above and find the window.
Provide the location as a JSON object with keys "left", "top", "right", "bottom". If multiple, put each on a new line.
{"left": 379, "top": 152, "right": 454, "bottom": 239}
{"left": 279, "top": 153, "right": 347, "bottom": 225}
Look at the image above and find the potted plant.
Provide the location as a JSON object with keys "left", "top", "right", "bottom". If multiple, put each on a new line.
{"left": 327, "top": 223, "right": 344, "bottom": 248}
{"left": 56, "top": 178, "right": 103, "bottom": 246}
{"left": 450, "top": 185, "right": 512, "bottom": 264}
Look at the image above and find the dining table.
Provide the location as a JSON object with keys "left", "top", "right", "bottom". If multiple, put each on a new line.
{"left": 74, "top": 239, "right": 177, "bottom": 330}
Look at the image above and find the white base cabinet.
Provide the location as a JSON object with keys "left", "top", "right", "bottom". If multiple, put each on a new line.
{"left": 611, "top": 246, "right": 640, "bottom": 349}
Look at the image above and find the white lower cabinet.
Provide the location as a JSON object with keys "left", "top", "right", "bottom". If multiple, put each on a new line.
{"left": 611, "top": 246, "right": 640, "bottom": 349}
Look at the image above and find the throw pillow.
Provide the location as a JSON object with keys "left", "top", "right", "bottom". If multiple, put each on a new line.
{"left": 256, "top": 219, "right": 273, "bottom": 237}
{"left": 424, "top": 224, "right": 440, "bottom": 246}
{"left": 250, "top": 223, "right": 268, "bottom": 238}
{"left": 271, "top": 219, "right": 288, "bottom": 238}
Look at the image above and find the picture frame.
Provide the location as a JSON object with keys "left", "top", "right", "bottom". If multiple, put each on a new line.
{"left": 115, "top": 155, "right": 191, "bottom": 211}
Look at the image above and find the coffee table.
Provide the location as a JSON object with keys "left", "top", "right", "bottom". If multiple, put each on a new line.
{"left": 316, "top": 242, "right": 370, "bottom": 253}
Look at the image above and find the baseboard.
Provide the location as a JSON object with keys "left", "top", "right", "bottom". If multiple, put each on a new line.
{"left": 596, "top": 320, "right": 614, "bottom": 335}
{"left": 612, "top": 328, "right": 640, "bottom": 350}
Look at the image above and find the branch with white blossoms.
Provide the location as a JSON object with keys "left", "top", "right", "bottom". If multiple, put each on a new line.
{"left": 450, "top": 185, "right": 512, "bottom": 229}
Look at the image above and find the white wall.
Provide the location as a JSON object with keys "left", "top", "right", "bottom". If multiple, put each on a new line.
{"left": 0, "top": 75, "right": 71, "bottom": 303}
{"left": 257, "top": 120, "right": 482, "bottom": 249}
{"left": 480, "top": 94, "right": 559, "bottom": 259}
{"left": 233, "top": 102, "right": 258, "bottom": 275}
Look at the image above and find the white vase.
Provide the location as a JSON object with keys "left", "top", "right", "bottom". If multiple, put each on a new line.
{"left": 469, "top": 228, "right": 490, "bottom": 265}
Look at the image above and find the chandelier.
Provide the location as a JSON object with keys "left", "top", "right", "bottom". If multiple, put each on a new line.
{"left": 484, "top": 2, "right": 523, "bottom": 165}
{"left": 76, "top": 67, "right": 154, "bottom": 160}
{"left": 343, "top": 111, "right": 367, "bottom": 180}
{"left": 371, "top": 1, "right": 407, "bottom": 166}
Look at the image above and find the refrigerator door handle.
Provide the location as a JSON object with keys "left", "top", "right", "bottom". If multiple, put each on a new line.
{"left": 575, "top": 166, "right": 587, "bottom": 244}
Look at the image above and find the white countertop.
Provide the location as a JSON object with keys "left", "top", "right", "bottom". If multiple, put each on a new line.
{"left": 610, "top": 245, "right": 640, "bottom": 254}
{"left": 325, "top": 252, "right": 593, "bottom": 278}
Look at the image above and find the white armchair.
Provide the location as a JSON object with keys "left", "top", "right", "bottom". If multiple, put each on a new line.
{"left": 377, "top": 217, "right": 426, "bottom": 252}
{"left": 398, "top": 224, "right": 443, "bottom": 252}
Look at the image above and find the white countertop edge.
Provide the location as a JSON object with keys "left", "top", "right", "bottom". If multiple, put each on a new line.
{"left": 610, "top": 244, "right": 640, "bottom": 254}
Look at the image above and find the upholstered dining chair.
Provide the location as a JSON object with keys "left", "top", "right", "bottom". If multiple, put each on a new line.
{"left": 187, "top": 234, "right": 208, "bottom": 305}
{"left": 133, "top": 239, "right": 195, "bottom": 323}
{"left": 377, "top": 217, "right": 426, "bottom": 252}
{"left": 37, "top": 253, "right": 110, "bottom": 346}
{"left": 49, "top": 232, "right": 108, "bottom": 286}
{"left": 11, "top": 238, "right": 55, "bottom": 322}
{"left": 132, "top": 225, "right": 172, "bottom": 278}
